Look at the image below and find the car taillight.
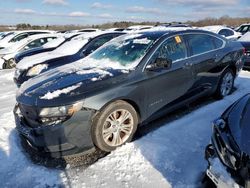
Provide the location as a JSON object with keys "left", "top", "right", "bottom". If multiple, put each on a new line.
{"left": 243, "top": 48, "right": 247, "bottom": 56}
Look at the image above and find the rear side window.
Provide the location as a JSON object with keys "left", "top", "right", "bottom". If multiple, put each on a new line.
{"left": 213, "top": 37, "right": 224, "bottom": 49}
{"left": 10, "top": 33, "right": 29, "bottom": 42}
{"left": 150, "top": 35, "right": 187, "bottom": 63}
{"left": 218, "top": 29, "right": 234, "bottom": 37}
{"left": 25, "top": 37, "right": 55, "bottom": 50}
{"left": 186, "top": 34, "right": 223, "bottom": 56}
{"left": 238, "top": 26, "right": 249, "bottom": 32}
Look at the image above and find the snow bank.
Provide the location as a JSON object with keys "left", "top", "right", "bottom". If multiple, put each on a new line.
{"left": 1, "top": 70, "right": 250, "bottom": 187}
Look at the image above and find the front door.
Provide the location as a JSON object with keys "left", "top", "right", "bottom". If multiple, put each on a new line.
{"left": 142, "top": 35, "right": 194, "bottom": 118}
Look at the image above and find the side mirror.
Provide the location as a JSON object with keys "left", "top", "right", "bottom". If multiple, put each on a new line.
{"left": 24, "top": 46, "right": 30, "bottom": 50}
{"left": 146, "top": 58, "right": 172, "bottom": 71}
{"left": 80, "top": 49, "right": 87, "bottom": 57}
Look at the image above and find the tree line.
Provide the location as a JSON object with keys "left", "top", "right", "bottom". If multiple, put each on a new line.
{"left": 0, "top": 16, "right": 250, "bottom": 31}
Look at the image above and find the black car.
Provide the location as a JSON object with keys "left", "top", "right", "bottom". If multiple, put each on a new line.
{"left": 14, "top": 32, "right": 125, "bottom": 87}
{"left": 14, "top": 33, "right": 81, "bottom": 64}
{"left": 14, "top": 29, "right": 244, "bottom": 158}
{"left": 238, "top": 32, "right": 250, "bottom": 70}
{"left": 205, "top": 94, "right": 250, "bottom": 188}
{"left": 242, "top": 42, "right": 250, "bottom": 69}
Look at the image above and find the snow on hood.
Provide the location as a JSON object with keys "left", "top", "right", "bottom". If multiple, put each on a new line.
{"left": 42, "top": 37, "right": 65, "bottom": 48}
{"left": 40, "top": 82, "right": 82, "bottom": 100}
{"left": 16, "top": 39, "right": 89, "bottom": 70}
{"left": 238, "top": 32, "right": 250, "bottom": 42}
{"left": 17, "top": 61, "right": 129, "bottom": 106}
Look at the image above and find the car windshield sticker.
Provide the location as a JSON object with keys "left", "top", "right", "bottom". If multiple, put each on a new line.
{"left": 175, "top": 36, "right": 182, "bottom": 43}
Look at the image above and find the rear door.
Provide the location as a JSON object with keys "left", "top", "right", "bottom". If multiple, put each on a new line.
{"left": 142, "top": 35, "right": 194, "bottom": 118}
{"left": 183, "top": 33, "right": 225, "bottom": 92}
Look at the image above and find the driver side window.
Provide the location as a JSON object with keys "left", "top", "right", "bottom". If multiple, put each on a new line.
{"left": 150, "top": 36, "right": 187, "bottom": 64}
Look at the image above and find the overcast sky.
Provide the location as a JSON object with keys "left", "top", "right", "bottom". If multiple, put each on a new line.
{"left": 0, "top": 0, "right": 249, "bottom": 25}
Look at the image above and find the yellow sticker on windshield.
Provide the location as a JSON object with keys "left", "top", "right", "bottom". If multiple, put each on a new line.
{"left": 175, "top": 36, "right": 182, "bottom": 43}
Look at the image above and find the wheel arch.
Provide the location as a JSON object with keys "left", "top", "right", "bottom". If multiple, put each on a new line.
{"left": 98, "top": 98, "right": 142, "bottom": 123}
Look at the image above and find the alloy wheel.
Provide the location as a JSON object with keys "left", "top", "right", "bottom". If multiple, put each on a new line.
{"left": 220, "top": 72, "right": 234, "bottom": 97}
{"left": 102, "top": 109, "right": 134, "bottom": 147}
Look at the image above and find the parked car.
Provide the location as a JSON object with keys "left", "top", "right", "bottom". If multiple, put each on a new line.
{"left": 106, "top": 28, "right": 126, "bottom": 32}
{"left": 235, "top": 23, "right": 250, "bottom": 35}
{"left": 125, "top": 25, "right": 153, "bottom": 31}
{"left": 238, "top": 32, "right": 250, "bottom": 70}
{"left": 0, "top": 34, "right": 59, "bottom": 69}
{"left": 14, "top": 29, "right": 244, "bottom": 158}
{"left": 14, "top": 31, "right": 125, "bottom": 86}
{"left": 157, "top": 22, "right": 191, "bottom": 28}
{"left": 205, "top": 94, "right": 250, "bottom": 188}
{"left": 202, "top": 25, "right": 242, "bottom": 40}
{"left": 78, "top": 28, "right": 100, "bottom": 33}
{"left": 14, "top": 33, "right": 80, "bottom": 64}
{"left": 0, "top": 30, "right": 53, "bottom": 49}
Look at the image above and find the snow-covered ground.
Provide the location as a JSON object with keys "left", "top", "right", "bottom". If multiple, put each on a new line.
{"left": 0, "top": 69, "right": 250, "bottom": 188}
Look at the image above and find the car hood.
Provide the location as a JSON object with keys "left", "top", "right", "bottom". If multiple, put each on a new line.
{"left": 226, "top": 94, "right": 250, "bottom": 155}
{"left": 16, "top": 51, "right": 70, "bottom": 71}
{"left": 16, "top": 63, "right": 130, "bottom": 107}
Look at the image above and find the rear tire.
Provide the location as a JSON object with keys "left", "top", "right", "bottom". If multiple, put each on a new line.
{"left": 214, "top": 69, "right": 235, "bottom": 99}
{"left": 91, "top": 100, "right": 138, "bottom": 152}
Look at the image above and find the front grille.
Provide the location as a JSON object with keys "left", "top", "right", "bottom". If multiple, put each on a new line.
{"left": 212, "top": 126, "right": 240, "bottom": 170}
{"left": 19, "top": 104, "right": 41, "bottom": 128}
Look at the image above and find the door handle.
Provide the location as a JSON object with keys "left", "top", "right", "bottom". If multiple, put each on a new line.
{"left": 183, "top": 62, "right": 193, "bottom": 68}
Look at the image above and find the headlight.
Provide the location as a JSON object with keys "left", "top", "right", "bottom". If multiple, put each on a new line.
{"left": 39, "top": 101, "right": 83, "bottom": 117}
{"left": 27, "top": 64, "right": 48, "bottom": 77}
{"left": 39, "top": 101, "right": 83, "bottom": 126}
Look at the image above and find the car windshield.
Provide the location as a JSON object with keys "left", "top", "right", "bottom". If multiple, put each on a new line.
{"left": 87, "top": 33, "right": 156, "bottom": 69}
{"left": 238, "top": 32, "right": 250, "bottom": 42}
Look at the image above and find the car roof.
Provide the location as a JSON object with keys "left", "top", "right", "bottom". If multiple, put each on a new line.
{"left": 201, "top": 25, "right": 232, "bottom": 33}
{"left": 25, "top": 33, "right": 61, "bottom": 41}
{"left": 72, "top": 31, "right": 125, "bottom": 40}
{"left": 136, "top": 28, "right": 222, "bottom": 40}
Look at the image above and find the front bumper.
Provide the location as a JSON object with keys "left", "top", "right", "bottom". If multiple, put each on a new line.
{"left": 14, "top": 104, "right": 95, "bottom": 158}
{"left": 205, "top": 145, "right": 240, "bottom": 188}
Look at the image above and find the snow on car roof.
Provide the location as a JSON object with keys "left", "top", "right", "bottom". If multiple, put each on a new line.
{"left": 0, "top": 34, "right": 60, "bottom": 54}
{"left": 201, "top": 25, "right": 230, "bottom": 33}
{"left": 127, "top": 25, "right": 153, "bottom": 30}
{"left": 238, "top": 32, "right": 250, "bottom": 42}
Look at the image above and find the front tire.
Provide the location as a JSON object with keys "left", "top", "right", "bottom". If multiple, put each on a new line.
{"left": 91, "top": 100, "right": 138, "bottom": 152}
{"left": 3, "top": 59, "right": 16, "bottom": 69}
{"left": 214, "top": 69, "right": 235, "bottom": 99}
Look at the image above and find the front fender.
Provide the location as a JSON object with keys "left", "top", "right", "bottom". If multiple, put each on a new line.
{"left": 83, "top": 84, "right": 146, "bottom": 121}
